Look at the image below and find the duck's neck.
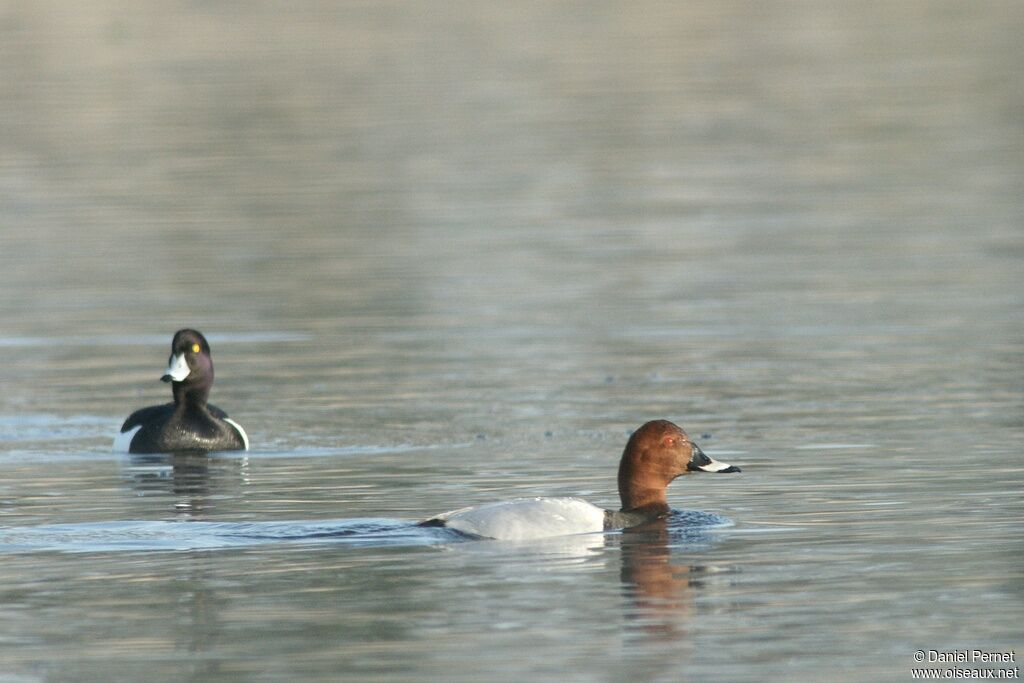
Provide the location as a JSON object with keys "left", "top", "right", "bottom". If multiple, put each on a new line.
{"left": 618, "top": 456, "right": 671, "bottom": 512}
{"left": 619, "top": 487, "right": 670, "bottom": 514}
{"left": 172, "top": 382, "right": 210, "bottom": 409}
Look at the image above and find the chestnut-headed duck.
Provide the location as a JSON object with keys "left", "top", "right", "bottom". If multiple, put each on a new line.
{"left": 421, "top": 419, "right": 739, "bottom": 540}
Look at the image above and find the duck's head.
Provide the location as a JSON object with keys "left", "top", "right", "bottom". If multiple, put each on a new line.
{"left": 161, "top": 329, "right": 214, "bottom": 403}
{"left": 617, "top": 419, "right": 739, "bottom": 512}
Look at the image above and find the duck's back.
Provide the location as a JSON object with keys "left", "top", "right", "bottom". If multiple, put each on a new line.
{"left": 115, "top": 402, "right": 247, "bottom": 453}
{"left": 427, "top": 497, "right": 607, "bottom": 540}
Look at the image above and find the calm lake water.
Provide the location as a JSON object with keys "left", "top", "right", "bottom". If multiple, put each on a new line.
{"left": 1, "top": 2, "right": 1022, "bottom": 681}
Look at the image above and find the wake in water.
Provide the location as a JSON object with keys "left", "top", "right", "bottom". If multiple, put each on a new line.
{"left": 0, "top": 509, "right": 732, "bottom": 554}
{"left": 0, "top": 519, "right": 456, "bottom": 553}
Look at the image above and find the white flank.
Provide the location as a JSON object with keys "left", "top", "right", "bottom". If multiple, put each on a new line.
{"left": 224, "top": 418, "right": 250, "bottom": 450}
{"left": 113, "top": 424, "right": 142, "bottom": 453}
{"left": 164, "top": 353, "right": 191, "bottom": 382}
{"left": 436, "top": 497, "right": 606, "bottom": 541}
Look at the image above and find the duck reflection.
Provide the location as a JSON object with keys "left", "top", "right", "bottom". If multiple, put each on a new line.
{"left": 173, "top": 561, "right": 227, "bottom": 675}
{"left": 619, "top": 517, "right": 708, "bottom": 641}
{"left": 122, "top": 452, "right": 250, "bottom": 515}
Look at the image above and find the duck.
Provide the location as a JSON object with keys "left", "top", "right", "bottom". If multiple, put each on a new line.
{"left": 420, "top": 419, "right": 739, "bottom": 540}
{"left": 114, "top": 329, "right": 249, "bottom": 454}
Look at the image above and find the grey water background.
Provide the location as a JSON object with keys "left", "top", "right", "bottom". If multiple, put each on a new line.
{"left": 1, "top": 1, "right": 1022, "bottom": 681}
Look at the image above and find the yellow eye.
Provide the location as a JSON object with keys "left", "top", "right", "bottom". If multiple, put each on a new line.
{"left": 191, "top": 343, "right": 201, "bottom": 353}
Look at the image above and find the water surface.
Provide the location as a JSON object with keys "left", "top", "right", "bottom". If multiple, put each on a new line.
{"left": 1, "top": 1, "right": 1022, "bottom": 681}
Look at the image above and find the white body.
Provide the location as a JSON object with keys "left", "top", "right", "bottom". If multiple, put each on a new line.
{"left": 434, "top": 497, "right": 606, "bottom": 540}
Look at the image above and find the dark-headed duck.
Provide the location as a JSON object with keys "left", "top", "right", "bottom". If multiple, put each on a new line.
{"left": 421, "top": 419, "right": 739, "bottom": 540}
{"left": 114, "top": 329, "right": 249, "bottom": 454}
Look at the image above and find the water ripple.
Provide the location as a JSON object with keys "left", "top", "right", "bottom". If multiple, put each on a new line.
{"left": 0, "top": 510, "right": 732, "bottom": 554}
{"left": 0, "top": 519, "right": 459, "bottom": 553}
